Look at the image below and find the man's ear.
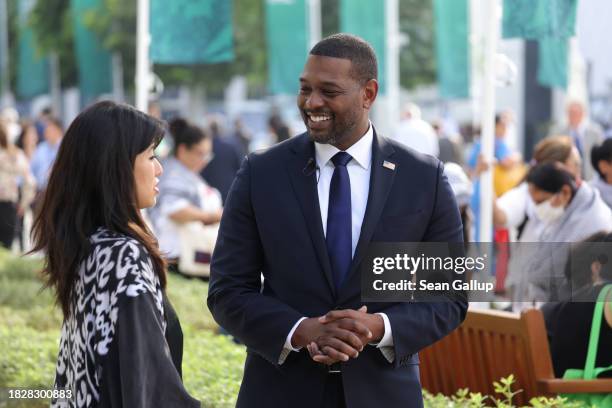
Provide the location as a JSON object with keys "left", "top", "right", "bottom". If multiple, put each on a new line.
{"left": 362, "top": 79, "right": 378, "bottom": 109}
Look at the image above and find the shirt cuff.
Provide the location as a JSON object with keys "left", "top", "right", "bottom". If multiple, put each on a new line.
{"left": 371, "top": 313, "right": 393, "bottom": 347}
{"left": 278, "top": 317, "right": 307, "bottom": 365}
{"left": 372, "top": 312, "right": 395, "bottom": 363}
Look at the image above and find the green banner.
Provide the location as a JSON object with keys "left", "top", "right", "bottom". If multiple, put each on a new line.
{"left": 537, "top": 36, "right": 568, "bottom": 89}
{"left": 71, "top": 0, "right": 112, "bottom": 100}
{"left": 265, "top": 0, "right": 309, "bottom": 95}
{"left": 16, "top": 0, "right": 49, "bottom": 99}
{"left": 150, "top": 0, "right": 234, "bottom": 64}
{"left": 502, "top": 0, "right": 577, "bottom": 39}
{"left": 502, "top": 0, "right": 576, "bottom": 89}
{"left": 434, "top": 0, "right": 470, "bottom": 99}
{"left": 340, "top": 0, "right": 386, "bottom": 95}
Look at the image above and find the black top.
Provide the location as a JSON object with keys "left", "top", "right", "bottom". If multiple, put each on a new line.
{"left": 52, "top": 228, "right": 199, "bottom": 408}
{"left": 542, "top": 283, "right": 612, "bottom": 378}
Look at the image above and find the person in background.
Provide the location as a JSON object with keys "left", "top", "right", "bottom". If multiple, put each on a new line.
{"left": 391, "top": 102, "right": 439, "bottom": 157}
{"left": 494, "top": 136, "right": 582, "bottom": 240}
{"left": 150, "top": 118, "right": 222, "bottom": 266}
{"left": 34, "top": 106, "right": 52, "bottom": 142}
{"left": 551, "top": 101, "right": 604, "bottom": 181}
{"left": 16, "top": 121, "right": 38, "bottom": 160}
{"left": 590, "top": 138, "right": 612, "bottom": 209}
{"left": 433, "top": 120, "right": 464, "bottom": 165}
{"left": 31, "top": 101, "right": 199, "bottom": 407}
{"left": 200, "top": 117, "right": 243, "bottom": 204}
{"left": 541, "top": 232, "right": 612, "bottom": 378}
{"left": 468, "top": 114, "right": 522, "bottom": 241}
{"left": 444, "top": 162, "right": 473, "bottom": 245}
{"left": 0, "top": 122, "right": 36, "bottom": 249}
{"left": 523, "top": 163, "right": 612, "bottom": 302}
{"left": 0, "top": 107, "right": 22, "bottom": 145}
{"left": 230, "top": 118, "right": 251, "bottom": 157}
{"left": 30, "top": 117, "right": 63, "bottom": 194}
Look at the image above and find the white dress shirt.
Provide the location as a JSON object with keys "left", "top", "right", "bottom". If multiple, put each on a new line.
{"left": 280, "top": 124, "right": 395, "bottom": 364}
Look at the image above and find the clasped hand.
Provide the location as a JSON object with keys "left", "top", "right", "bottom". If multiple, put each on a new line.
{"left": 291, "top": 306, "right": 384, "bottom": 365}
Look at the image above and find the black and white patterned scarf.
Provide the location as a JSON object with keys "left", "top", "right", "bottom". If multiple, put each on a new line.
{"left": 52, "top": 228, "right": 165, "bottom": 407}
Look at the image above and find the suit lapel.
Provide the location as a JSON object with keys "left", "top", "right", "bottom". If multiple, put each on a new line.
{"left": 339, "top": 130, "right": 396, "bottom": 301}
{"left": 286, "top": 134, "right": 336, "bottom": 297}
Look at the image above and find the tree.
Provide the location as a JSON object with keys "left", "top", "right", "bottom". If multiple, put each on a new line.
{"left": 399, "top": 0, "right": 436, "bottom": 89}
{"left": 29, "top": 0, "right": 77, "bottom": 87}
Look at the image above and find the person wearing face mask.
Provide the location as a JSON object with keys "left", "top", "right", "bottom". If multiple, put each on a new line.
{"left": 522, "top": 163, "right": 612, "bottom": 302}
{"left": 590, "top": 138, "right": 612, "bottom": 209}
{"left": 493, "top": 136, "right": 581, "bottom": 308}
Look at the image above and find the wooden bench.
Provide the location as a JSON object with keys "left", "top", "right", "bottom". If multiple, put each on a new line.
{"left": 419, "top": 308, "right": 612, "bottom": 405}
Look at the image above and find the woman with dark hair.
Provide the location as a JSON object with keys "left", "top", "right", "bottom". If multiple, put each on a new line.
{"left": 0, "top": 121, "right": 36, "bottom": 248}
{"left": 590, "top": 138, "right": 612, "bottom": 208}
{"left": 542, "top": 232, "right": 612, "bottom": 378}
{"left": 520, "top": 163, "right": 612, "bottom": 302}
{"left": 31, "top": 101, "right": 200, "bottom": 407}
{"left": 149, "top": 118, "right": 222, "bottom": 266}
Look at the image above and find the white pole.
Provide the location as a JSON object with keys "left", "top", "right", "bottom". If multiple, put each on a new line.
{"left": 112, "top": 52, "right": 125, "bottom": 103}
{"left": 478, "top": 0, "right": 500, "bottom": 243}
{"left": 385, "top": 0, "right": 400, "bottom": 131}
{"left": 0, "top": 0, "right": 10, "bottom": 108}
{"left": 135, "top": 0, "right": 150, "bottom": 112}
{"left": 49, "top": 52, "right": 61, "bottom": 116}
{"left": 308, "top": 0, "right": 321, "bottom": 50}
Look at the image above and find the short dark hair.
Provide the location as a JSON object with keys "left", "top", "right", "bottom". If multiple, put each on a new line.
{"left": 168, "top": 117, "right": 208, "bottom": 155}
{"left": 309, "top": 33, "right": 378, "bottom": 84}
{"left": 591, "top": 138, "right": 612, "bottom": 179}
{"left": 565, "top": 232, "right": 612, "bottom": 289}
{"left": 46, "top": 116, "right": 64, "bottom": 132}
{"left": 31, "top": 100, "right": 167, "bottom": 317}
{"left": 526, "top": 162, "right": 577, "bottom": 195}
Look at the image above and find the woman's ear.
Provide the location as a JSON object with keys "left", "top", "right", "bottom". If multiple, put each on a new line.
{"left": 590, "top": 261, "right": 602, "bottom": 285}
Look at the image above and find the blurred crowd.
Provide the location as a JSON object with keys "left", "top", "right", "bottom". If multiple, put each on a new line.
{"left": 1, "top": 99, "right": 611, "bottom": 378}
{"left": 2, "top": 101, "right": 612, "bottom": 288}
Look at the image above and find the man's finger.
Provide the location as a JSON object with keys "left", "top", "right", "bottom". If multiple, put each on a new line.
{"left": 316, "top": 337, "right": 358, "bottom": 359}
{"left": 319, "top": 309, "right": 360, "bottom": 323}
{"left": 335, "top": 318, "right": 372, "bottom": 340}
{"left": 323, "top": 326, "right": 365, "bottom": 351}
{"left": 312, "top": 354, "right": 339, "bottom": 365}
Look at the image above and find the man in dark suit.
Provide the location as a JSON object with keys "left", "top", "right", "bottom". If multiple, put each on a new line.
{"left": 207, "top": 34, "right": 467, "bottom": 408}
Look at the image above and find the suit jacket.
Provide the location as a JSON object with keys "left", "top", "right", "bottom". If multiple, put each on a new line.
{"left": 207, "top": 130, "right": 468, "bottom": 408}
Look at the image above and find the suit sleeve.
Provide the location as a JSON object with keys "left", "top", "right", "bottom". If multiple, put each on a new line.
{"left": 379, "top": 161, "right": 468, "bottom": 367}
{"left": 207, "top": 156, "right": 304, "bottom": 365}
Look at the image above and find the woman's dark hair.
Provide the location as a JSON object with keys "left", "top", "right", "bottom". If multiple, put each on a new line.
{"left": 526, "top": 162, "right": 577, "bottom": 195}
{"left": 30, "top": 100, "right": 167, "bottom": 317}
{"left": 591, "top": 138, "right": 612, "bottom": 179}
{"left": 0, "top": 122, "right": 7, "bottom": 149}
{"left": 565, "top": 232, "right": 612, "bottom": 290}
{"left": 169, "top": 117, "right": 207, "bottom": 155}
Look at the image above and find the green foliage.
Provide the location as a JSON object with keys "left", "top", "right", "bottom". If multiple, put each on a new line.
{"left": 424, "top": 375, "right": 589, "bottom": 408}
{"left": 28, "top": 0, "right": 78, "bottom": 87}
{"left": 399, "top": 0, "right": 436, "bottom": 89}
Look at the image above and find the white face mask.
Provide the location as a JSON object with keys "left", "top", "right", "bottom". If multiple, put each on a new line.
{"left": 534, "top": 196, "right": 565, "bottom": 224}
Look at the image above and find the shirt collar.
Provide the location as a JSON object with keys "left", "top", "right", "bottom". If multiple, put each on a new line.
{"left": 314, "top": 122, "right": 373, "bottom": 170}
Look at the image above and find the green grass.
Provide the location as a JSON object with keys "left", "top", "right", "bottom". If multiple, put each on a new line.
{"left": 0, "top": 248, "right": 245, "bottom": 408}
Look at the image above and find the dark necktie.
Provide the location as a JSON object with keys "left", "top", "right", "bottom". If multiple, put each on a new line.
{"left": 326, "top": 152, "right": 353, "bottom": 291}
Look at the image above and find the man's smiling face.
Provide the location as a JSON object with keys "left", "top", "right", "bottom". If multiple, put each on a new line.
{"left": 297, "top": 54, "right": 373, "bottom": 150}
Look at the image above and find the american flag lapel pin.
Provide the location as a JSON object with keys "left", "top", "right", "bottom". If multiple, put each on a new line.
{"left": 383, "top": 161, "right": 396, "bottom": 170}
